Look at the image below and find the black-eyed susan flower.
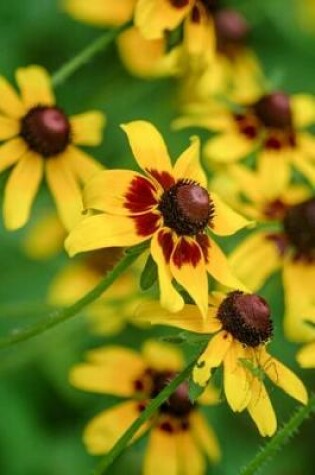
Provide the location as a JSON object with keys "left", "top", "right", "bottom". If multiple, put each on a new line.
{"left": 66, "top": 120, "right": 250, "bottom": 318}
{"left": 137, "top": 292, "right": 308, "bottom": 437}
{"left": 0, "top": 65, "right": 105, "bottom": 231}
{"left": 70, "top": 340, "right": 221, "bottom": 471}
{"left": 179, "top": 90, "right": 315, "bottom": 189}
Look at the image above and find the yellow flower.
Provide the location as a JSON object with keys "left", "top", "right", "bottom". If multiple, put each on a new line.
{"left": 66, "top": 120, "right": 250, "bottom": 318}
{"left": 0, "top": 65, "right": 105, "bottom": 231}
{"left": 226, "top": 166, "right": 315, "bottom": 343}
{"left": 64, "top": 0, "right": 135, "bottom": 26}
{"left": 178, "top": 90, "right": 315, "bottom": 188}
{"left": 70, "top": 340, "right": 221, "bottom": 470}
{"left": 297, "top": 341, "right": 315, "bottom": 368}
{"left": 137, "top": 292, "right": 308, "bottom": 437}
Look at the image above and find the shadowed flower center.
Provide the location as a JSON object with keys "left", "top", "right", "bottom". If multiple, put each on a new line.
{"left": 218, "top": 291, "right": 273, "bottom": 347}
{"left": 214, "top": 8, "right": 249, "bottom": 54}
{"left": 158, "top": 179, "right": 214, "bottom": 235}
{"left": 283, "top": 198, "right": 315, "bottom": 260}
{"left": 151, "top": 371, "right": 194, "bottom": 418}
{"left": 253, "top": 92, "right": 292, "bottom": 130}
{"left": 20, "top": 106, "right": 71, "bottom": 157}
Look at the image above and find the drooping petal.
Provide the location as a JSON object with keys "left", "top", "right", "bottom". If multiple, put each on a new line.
{"left": 223, "top": 342, "right": 252, "bottom": 412}
{"left": 206, "top": 238, "right": 248, "bottom": 291}
{"left": 176, "top": 429, "right": 206, "bottom": 475}
{"left": 84, "top": 401, "right": 145, "bottom": 455}
{"left": 291, "top": 94, "right": 315, "bottom": 128}
{"left": 135, "top": 0, "right": 192, "bottom": 40}
{"left": 64, "top": 0, "right": 134, "bottom": 26}
{"left": 3, "top": 151, "right": 43, "bottom": 230}
{"left": 151, "top": 229, "right": 184, "bottom": 313}
{"left": 84, "top": 169, "right": 158, "bottom": 215}
{"left": 170, "top": 237, "right": 208, "bottom": 318}
{"left": 258, "top": 149, "right": 291, "bottom": 199}
{"left": 16, "top": 65, "right": 55, "bottom": 109}
{"left": 0, "top": 115, "right": 20, "bottom": 140}
{"left": 144, "top": 427, "right": 178, "bottom": 475}
{"left": 0, "top": 137, "right": 27, "bottom": 173}
{"left": 247, "top": 379, "right": 277, "bottom": 437}
{"left": 190, "top": 411, "right": 221, "bottom": 463}
{"left": 204, "top": 132, "right": 255, "bottom": 164}
{"left": 70, "top": 111, "right": 106, "bottom": 146}
{"left": 121, "top": 121, "right": 174, "bottom": 188}
{"left": 45, "top": 155, "right": 83, "bottom": 231}
{"left": 210, "top": 191, "right": 251, "bottom": 236}
{"left": 64, "top": 145, "right": 103, "bottom": 185}
{"left": 297, "top": 343, "right": 315, "bottom": 368}
{"left": 229, "top": 232, "right": 281, "bottom": 291}
{"left": 65, "top": 214, "right": 146, "bottom": 257}
{"left": 260, "top": 349, "right": 308, "bottom": 405}
{"left": 69, "top": 347, "right": 146, "bottom": 397}
{"left": 142, "top": 340, "right": 184, "bottom": 372}
{"left": 0, "top": 75, "right": 25, "bottom": 118}
{"left": 173, "top": 136, "right": 207, "bottom": 187}
{"left": 193, "top": 331, "right": 233, "bottom": 386}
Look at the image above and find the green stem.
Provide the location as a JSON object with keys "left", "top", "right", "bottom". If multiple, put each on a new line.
{"left": 0, "top": 250, "right": 140, "bottom": 350}
{"left": 240, "top": 393, "right": 315, "bottom": 475}
{"left": 93, "top": 359, "right": 196, "bottom": 475}
{"left": 52, "top": 20, "right": 133, "bottom": 87}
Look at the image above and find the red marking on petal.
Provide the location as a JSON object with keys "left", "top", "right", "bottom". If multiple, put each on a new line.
{"left": 147, "top": 169, "right": 175, "bottom": 190}
{"left": 240, "top": 124, "right": 258, "bottom": 139}
{"left": 133, "top": 212, "right": 160, "bottom": 237}
{"left": 172, "top": 238, "right": 202, "bottom": 269}
{"left": 125, "top": 176, "right": 157, "bottom": 213}
{"left": 158, "top": 229, "right": 175, "bottom": 263}
{"left": 264, "top": 136, "right": 282, "bottom": 150}
{"left": 196, "top": 234, "right": 210, "bottom": 263}
{"left": 159, "top": 421, "right": 175, "bottom": 433}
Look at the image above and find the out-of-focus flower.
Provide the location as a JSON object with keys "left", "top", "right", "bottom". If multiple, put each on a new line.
{"left": 137, "top": 292, "right": 308, "bottom": 437}
{"left": 297, "top": 341, "right": 315, "bottom": 368}
{"left": 66, "top": 120, "right": 250, "bottom": 318}
{"left": 0, "top": 65, "right": 105, "bottom": 230}
{"left": 70, "top": 340, "right": 221, "bottom": 470}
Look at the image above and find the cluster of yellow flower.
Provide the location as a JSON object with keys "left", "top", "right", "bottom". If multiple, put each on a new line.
{"left": 1, "top": 0, "right": 314, "bottom": 472}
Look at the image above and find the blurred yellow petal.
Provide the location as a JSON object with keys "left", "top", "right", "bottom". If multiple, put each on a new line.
{"left": 173, "top": 136, "right": 207, "bottom": 187}
{"left": 204, "top": 132, "right": 255, "bottom": 164}
{"left": 291, "top": 150, "right": 315, "bottom": 185}
{"left": 70, "top": 111, "right": 106, "bottom": 146}
{"left": 0, "top": 75, "right": 25, "bottom": 118}
{"left": 297, "top": 343, "right": 315, "bottom": 368}
{"left": 0, "top": 115, "right": 20, "bottom": 140}
{"left": 211, "top": 191, "right": 251, "bottom": 236}
{"left": 0, "top": 137, "right": 27, "bottom": 173}
{"left": 197, "top": 384, "right": 220, "bottom": 406}
{"left": 64, "top": 0, "right": 134, "bottom": 26}
{"left": 247, "top": 379, "right": 277, "bottom": 437}
{"left": 16, "top": 65, "right": 55, "bottom": 109}
{"left": 258, "top": 149, "right": 291, "bottom": 199}
{"left": 223, "top": 342, "right": 252, "bottom": 412}
{"left": 142, "top": 339, "right": 184, "bottom": 372}
{"left": 65, "top": 145, "right": 103, "bottom": 184}
{"left": 190, "top": 411, "right": 221, "bottom": 463}
{"left": 144, "top": 427, "right": 178, "bottom": 475}
{"left": 45, "top": 155, "right": 83, "bottom": 231}
{"left": 228, "top": 164, "right": 263, "bottom": 204}
{"left": 3, "top": 151, "right": 43, "bottom": 230}
{"left": 291, "top": 94, "right": 315, "bottom": 128}
{"left": 23, "top": 212, "right": 66, "bottom": 260}
{"left": 229, "top": 232, "right": 281, "bottom": 291}
{"left": 177, "top": 429, "right": 206, "bottom": 475}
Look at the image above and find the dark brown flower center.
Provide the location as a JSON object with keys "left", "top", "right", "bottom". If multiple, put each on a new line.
{"left": 283, "top": 198, "right": 315, "bottom": 259}
{"left": 214, "top": 8, "right": 249, "bottom": 53}
{"left": 218, "top": 291, "right": 273, "bottom": 347}
{"left": 151, "top": 371, "right": 194, "bottom": 418}
{"left": 20, "top": 106, "right": 71, "bottom": 157}
{"left": 253, "top": 92, "right": 292, "bottom": 130}
{"left": 158, "top": 180, "right": 214, "bottom": 235}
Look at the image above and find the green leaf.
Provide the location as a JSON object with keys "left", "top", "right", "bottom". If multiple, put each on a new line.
{"left": 188, "top": 378, "right": 205, "bottom": 403}
{"left": 140, "top": 255, "right": 157, "bottom": 291}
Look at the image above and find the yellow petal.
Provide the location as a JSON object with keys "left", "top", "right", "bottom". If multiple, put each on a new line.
{"left": 65, "top": 214, "right": 145, "bottom": 257}
{"left": 260, "top": 350, "right": 308, "bottom": 405}
{"left": 173, "top": 136, "right": 207, "bottom": 187}
{"left": 142, "top": 339, "right": 184, "bottom": 372}
{"left": 45, "top": 155, "right": 83, "bottom": 231}
{"left": 193, "top": 331, "right": 233, "bottom": 386}
{"left": 210, "top": 191, "right": 251, "bottom": 236}
{"left": 121, "top": 120, "right": 173, "bottom": 182}
{"left": 84, "top": 169, "right": 158, "bottom": 215}
{"left": 291, "top": 149, "right": 315, "bottom": 185}
{"left": 70, "top": 111, "right": 106, "bottom": 146}
{"left": 0, "top": 115, "right": 20, "bottom": 140}
{"left": 70, "top": 346, "right": 146, "bottom": 397}
{"left": 297, "top": 343, "right": 315, "bottom": 368}
{"left": 0, "top": 137, "right": 27, "bottom": 173}
{"left": 184, "top": 6, "right": 215, "bottom": 56}
{"left": 197, "top": 384, "right": 220, "bottom": 406}
{"left": 176, "top": 429, "right": 206, "bottom": 475}
{"left": 170, "top": 237, "right": 208, "bottom": 318}
{"left": 3, "top": 151, "right": 43, "bottom": 230}
{"left": 228, "top": 164, "right": 263, "bottom": 204}
{"left": 229, "top": 232, "right": 281, "bottom": 291}
{"left": 258, "top": 149, "right": 291, "bottom": 199}
{"left": 190, "top": 411, "right": 221, "bottom": 463}
{"left": 16, "top": 65, "right": 55, "bottom": 109}
{"left": 144, "top": 427, "right": 178, "bottom": 475}
{"left": 135, "top": 0, "right": 192, "bottom": 39}
{"left": 151, "top": 230, "right": 184, "bottom": 313}
{"left": 23, "top": 212, "right": 66, "bottom": 260}
{"left": 64, "top": 0, "right": 134, "bottom": 26}
{"left": 291, "top": 94, "right": 315, "bottom": 128}
{"left": 84, "top": 401, "right": 145, "bottom": 455}
{"left": 247, "top": 379, "right": 277, "bottom": 437}
{"left": 0, "top": 75, "right": 25, "bottom": 118}
{"left": 206, "top": 239, "right": 247, "bottom": 291}
{"left": 204, "top": 132, "right": 255, "bottom": 163}
{"left": 65, "top": 145, "right": 103, "bottom": 185}
{"left": 223, "top": 342, "right": 252, "bottom": 412}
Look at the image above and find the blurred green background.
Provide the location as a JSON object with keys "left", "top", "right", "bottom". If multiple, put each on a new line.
{"left": 0, "top": 1, "right": 314, "bottom": 474}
